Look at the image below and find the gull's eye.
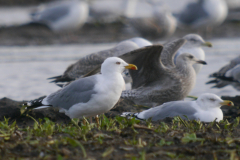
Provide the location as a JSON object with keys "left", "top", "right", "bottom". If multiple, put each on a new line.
{"left": 209, "top": 98, "right": 215, "bottom": 102}
{"left": 188, "top": 55, "right": 194, "bottom": 59}
{"left": 116, "top": 62, "right": 121, "bottom": 65}
{"left": 190, "top": 38, "right": 196, "bottom": 42}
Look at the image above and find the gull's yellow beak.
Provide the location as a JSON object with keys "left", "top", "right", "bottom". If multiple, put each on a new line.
{"left": 125, "top": 64, "right": 138, "bottom": 70}
{"left": 220, "top": 100, "right": 234, "bottom": 106}
{"left": 202, "top": 41, "right": 212, "bottom": 47}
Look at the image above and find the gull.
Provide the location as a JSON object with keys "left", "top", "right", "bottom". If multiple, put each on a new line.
{"left": 31, "top": 0, "right": 89, "bottom": 32}
{"left": 122, "top": 93, "right": 234, "bottom": 122}
{"left": 125, "top": 1, "right": 177, "bottom": 38}
{"left": 23, "top": 57, "right": 137, "bottom": 123}
{"left": 119, "top": 34, "right": 211, "bottom": 91}
{"left": 49, "top": 37, "right": 152, "bottom": 84}
{"left": 120, "top": 39, "right": 207, "bottom": 107}
{"left": 207, "top": 55, "right": 240, "bottom": 90}
{"left": 173, "top": 34, "right": 212, "bottom": 74}
{"left": 174, "top": 0, "right": 228, "bottom": 29}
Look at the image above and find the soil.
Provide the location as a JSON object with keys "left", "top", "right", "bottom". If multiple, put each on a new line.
{"left": 0, "top": 96, "right": 240, "bottom": 159}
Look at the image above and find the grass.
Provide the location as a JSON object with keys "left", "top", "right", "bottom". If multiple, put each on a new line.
{"left": 0, "top": 115, "right": 240, "bottom": 159}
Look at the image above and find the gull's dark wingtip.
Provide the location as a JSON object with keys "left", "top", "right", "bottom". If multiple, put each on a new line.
{"left": 48, "top": 75, "right": 73, "bottom": 83}
{"left": 206, "top": 79, "right": 219, "bottom": 84}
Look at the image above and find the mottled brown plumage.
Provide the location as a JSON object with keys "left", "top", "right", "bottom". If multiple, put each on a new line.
{"left": 120, "top": 39, "right": 207, "bottom": 107}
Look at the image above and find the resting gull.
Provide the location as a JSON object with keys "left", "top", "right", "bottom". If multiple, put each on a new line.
{"left": 23, "top": 57, "right": 137, "bottom": 122}
{"left": 120, "top": 39, "right": 207, "bottom": 107}
{"left": 207, "top": 55, "right": 240, "bottom": 90}
{"left": 125, "top": 1, "right": 177, "bottom": 37}
{"left": 31, "top": 0, "right": 89, "bottom": 32}
{"left": 49, "top": 37, "right": 152, "bottom": 84}
{"left": 174, "top": 0, "right": 228, "bottom": 29}
{"left": 122, "top": 93, "right": 233, "bottom": 122}
{"left": 174, "top": 34, "right": 212, "bottom": 74}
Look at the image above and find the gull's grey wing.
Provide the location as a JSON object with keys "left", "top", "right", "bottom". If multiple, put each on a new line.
{"left": 177, "top": 0, "right": 209, "bottom": 25}
{"left": 47, "top": 75, "right": 97, "bottom": 110}
{"left": 32, "top": 1, "right": 72, "bottom": 23}
{"left": 226, "top": 64, "right": 240, "bottom": 82}
{"left": 210, "top": 56, "right": 240, "bottom": 77}
{"left": 207, "top": 56, "right": 240, "bottom": 88}
{"left": 49, "top": 40, "right": 139, "bottom": 83}
{"left": 161, "top": 38, "right": 186, "bottom": 68}
{"left": 119, "top": 45, "right": 164, "bottom": 89}
{"left": 138, "top": 101, "right": 198, "bottom": 121}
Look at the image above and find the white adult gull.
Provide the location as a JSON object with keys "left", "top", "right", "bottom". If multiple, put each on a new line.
{"left": 174, "top": 0, "right": 228, "bottom": 29}
{"left": 49, "top": 37, "right": 152, "bottom": 84}
{"left": 23, "top": 57, "right": 137, "bottom": 123}
{"left": 122, "top": 93, "right": 234, "bottom": 122}
{"left": 173, "top": 34, "right": 212, "bottom": 74}
{"left": 31, "top": 0, "right": 89, "bottom": 32}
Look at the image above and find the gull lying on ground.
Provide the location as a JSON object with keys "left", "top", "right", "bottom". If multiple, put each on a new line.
{"left": 49, "top": 37, "right": 152, "bottom": 84}
{"left": 173, "top": 34, "right": 212, "bottom": 74}
{"left": 31, "top": 0, "right": 89, "bottom": 32}
{"left": 122, "top": 93, "right": 233, "bottom": 122}
{"left": 207, "top": 55, "right": 240, "bottom": 90}
{"left": 23, "top": 57, "right": 137, "bottom": 122}
{"left": 120, "top": 39, "right": 207, "bottom": 107}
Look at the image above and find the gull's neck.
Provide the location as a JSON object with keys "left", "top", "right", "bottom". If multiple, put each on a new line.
{"left": 176, "top": 60, "right": 196, "bottom": 78}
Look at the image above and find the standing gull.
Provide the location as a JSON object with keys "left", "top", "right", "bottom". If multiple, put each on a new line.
{"left": 173, "top": 34, "right": 212, "bottom": 74}
{"left": 122, "top": 93, "right": 233, "bottom": 122}
{"left": 31, "top": 0, "right": 89, "bottom": 32}
{"left": 174, "top": 0, "right": 228, "bottom": 29}
{"left": 49, "top": 37, "right": 152, "bottom": 84}
{"left": 23, "top": 57, "right": 137, "bottom": 121}
{"left": 207, "top": 55, "right": 240, "bottom": 90}
{"left": 120, "top": 39, "right": 207, "bottom": 107}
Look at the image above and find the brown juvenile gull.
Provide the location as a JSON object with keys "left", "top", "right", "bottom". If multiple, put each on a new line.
{"left": 121, "top": 93, "right": 234, "bottom": 122}
{"left": 23, "top": 57, "right": 137, "bottom": 122}
{"left": 207, "top": 55, "right": 240, "bottom": 90}
{"left": 120, "top": 39, "right": 207, "bottom": 107}
{"left": 49, "top": 37, "right": 152, "bottom": 84}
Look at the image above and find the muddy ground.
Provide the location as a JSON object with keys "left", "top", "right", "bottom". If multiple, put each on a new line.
{"left": 0, "top": 97, "right": 240, "bottom": 159}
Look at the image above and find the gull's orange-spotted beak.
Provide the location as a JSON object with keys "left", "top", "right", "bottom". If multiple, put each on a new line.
{"left": 220, "top": 100, "right": 234, "bottom": 106}
{"left": 125, "top": 64, "right": 138, "bottom": 70}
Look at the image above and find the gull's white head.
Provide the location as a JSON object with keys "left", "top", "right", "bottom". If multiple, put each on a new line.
{"left": 176, "top": 53, "right": 207, "bottom": 66}
{"left": 101, "top": 57, "right": 137, "bottom": 75}
{"left": 183, "top": 34, "right": 212, "bottom": 48}
{"left": 196, "top": 93, "right": 234, "bottom": 109}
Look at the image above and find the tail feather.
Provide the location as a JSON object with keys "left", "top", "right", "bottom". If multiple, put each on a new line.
{"left": 47, "top": 75, "right": 62, "bottom": 80}
{"left": 23, "top": 96, "right": 50, "bottom": 110}
{"left": 121, "top": 112, "right": 143, "bottom": 120}
{"left": 206, "top": 79, "right": 219, "bottom": 84}
{"left": 48, "top": 75, "right": 73, "bottom": 83}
